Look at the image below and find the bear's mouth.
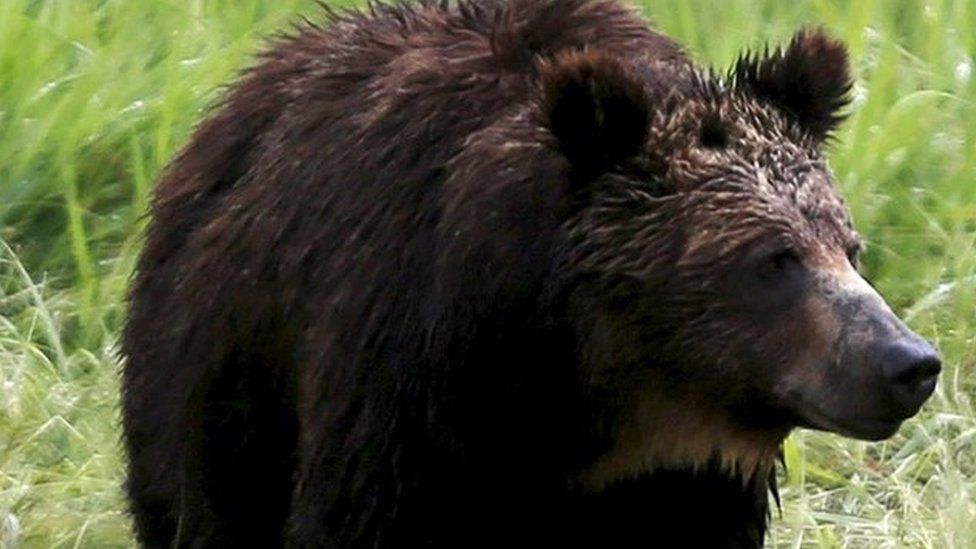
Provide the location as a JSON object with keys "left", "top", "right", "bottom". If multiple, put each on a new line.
{"left": 792, "top": 401, "right": 904, "bottom": 441}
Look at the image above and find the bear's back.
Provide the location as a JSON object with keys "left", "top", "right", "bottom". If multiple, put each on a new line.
{"left": 131, "top": 0, "right": 684, "bottom": 331}
{"left": 149, "top": 0, "right": 681, "bottom": 224}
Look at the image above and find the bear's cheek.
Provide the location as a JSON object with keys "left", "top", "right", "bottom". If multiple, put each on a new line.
{"left": 767, "top": 289, "right": 845, "bottom": 400}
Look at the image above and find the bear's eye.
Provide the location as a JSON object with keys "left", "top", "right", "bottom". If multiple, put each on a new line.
{"left": 700, "top": 116, "right": 728, "bottom": 149}
{"left": 758, "top": 248, "right": 802, "bottom": 280}
{"left": 846, "top": 245, "right": 861, "bottom": 269}
{"left": 771, "top": 249, "right": 800, "bottom": 270}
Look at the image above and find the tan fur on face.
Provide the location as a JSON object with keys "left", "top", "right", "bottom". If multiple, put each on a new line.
{"left": 580, "top": 390, "right": 785, "bottom": 491}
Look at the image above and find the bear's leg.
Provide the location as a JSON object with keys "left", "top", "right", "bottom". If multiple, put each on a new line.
{"left": 284, "top": 406, "right": 374, "bottom": 549}
{"left": 122, "top": 368, "right": 217, "bottom": 548}
{"left": 123, "top": 353, "right": 298, "bottom": 548}
{"left": 283, "top": 392, "right": 424, "bottom": 548}
{"left": 198, "top": 359, "right": 299, "bottom": 547}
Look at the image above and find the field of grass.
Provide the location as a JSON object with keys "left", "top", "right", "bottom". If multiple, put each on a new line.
{"left": 1, "top": 0, "right": 974, "bottom": 547}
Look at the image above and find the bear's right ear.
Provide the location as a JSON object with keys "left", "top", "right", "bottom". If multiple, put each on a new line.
{"left": 541, "top": 50, "right": 649, "bottom": 180}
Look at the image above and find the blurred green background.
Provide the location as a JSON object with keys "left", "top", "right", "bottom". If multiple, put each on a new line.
{"left": 1, "top": 0, "right": 974, "bottom": 547}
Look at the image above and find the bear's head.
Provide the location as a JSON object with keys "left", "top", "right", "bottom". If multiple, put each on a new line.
{"left": 540, "top": 30, "right": 941, "bottom": 487}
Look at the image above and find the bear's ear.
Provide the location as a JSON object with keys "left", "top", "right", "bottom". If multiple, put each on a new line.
{"left": 541, "top": 50, "right": 649, "bottom": 179}
{"left": 732, "top": 29, "right": 852, "bottom": 140}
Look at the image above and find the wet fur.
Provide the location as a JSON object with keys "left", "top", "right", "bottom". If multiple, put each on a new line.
{"left": 121, "top": 1, "right": 855, "bottom": 547}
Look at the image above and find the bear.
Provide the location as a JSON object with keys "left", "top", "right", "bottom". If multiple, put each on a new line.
{"left": 120, "top": 0, "right": 942, "bottom": 547}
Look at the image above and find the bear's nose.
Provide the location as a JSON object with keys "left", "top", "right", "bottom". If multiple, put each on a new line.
{"left": 880, "top": 340, "right": 941, "bottom": 414}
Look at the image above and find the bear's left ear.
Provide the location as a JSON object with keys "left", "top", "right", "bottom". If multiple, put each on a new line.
{"left": 733, "top": 29, "right": 852, "bottom": 141}
{"left": 541, "top": 50, "right": 649, "bottom": 180}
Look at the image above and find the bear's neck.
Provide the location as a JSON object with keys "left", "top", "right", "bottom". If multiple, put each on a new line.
{"left": 579, "top": 387, "right": 788, "bottom": 491}
{"left": 567, "top": 462, "right": 777, "bottom": 548}
{"left": 565, "top": 388, "right": 784, "bottom": 548}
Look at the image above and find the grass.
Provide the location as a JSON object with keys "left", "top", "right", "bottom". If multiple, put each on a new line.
{"left": 0, "top": 0, "right": 973, "bottom": 547}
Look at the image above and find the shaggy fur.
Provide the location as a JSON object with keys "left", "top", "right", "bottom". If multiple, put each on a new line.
{"left": 121, "top": 1, "right": 884, "bottom": 548}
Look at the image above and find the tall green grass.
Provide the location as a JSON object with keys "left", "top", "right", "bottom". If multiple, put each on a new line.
{"left": 1, "top": 0, "right": 974, "bottom": 547}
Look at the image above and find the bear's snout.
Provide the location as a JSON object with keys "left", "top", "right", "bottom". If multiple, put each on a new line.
{"left": 828, "top": 275, "right": 942, "bottom": 427}
{"left": 783, "top": 263, "right": 942, "bottom": 441}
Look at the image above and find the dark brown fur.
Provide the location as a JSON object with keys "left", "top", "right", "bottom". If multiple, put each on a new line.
{"left": 122, "top": 1, "right": 934, "bottom": 548}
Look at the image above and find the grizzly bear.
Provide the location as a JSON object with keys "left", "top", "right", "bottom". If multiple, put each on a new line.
{"left": 120, "top": 0, "right": 941, "bottom": 547}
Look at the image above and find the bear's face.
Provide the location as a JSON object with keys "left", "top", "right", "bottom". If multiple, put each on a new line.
{"left": 542, "top": 31, "right": 940, "bottom": 486}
